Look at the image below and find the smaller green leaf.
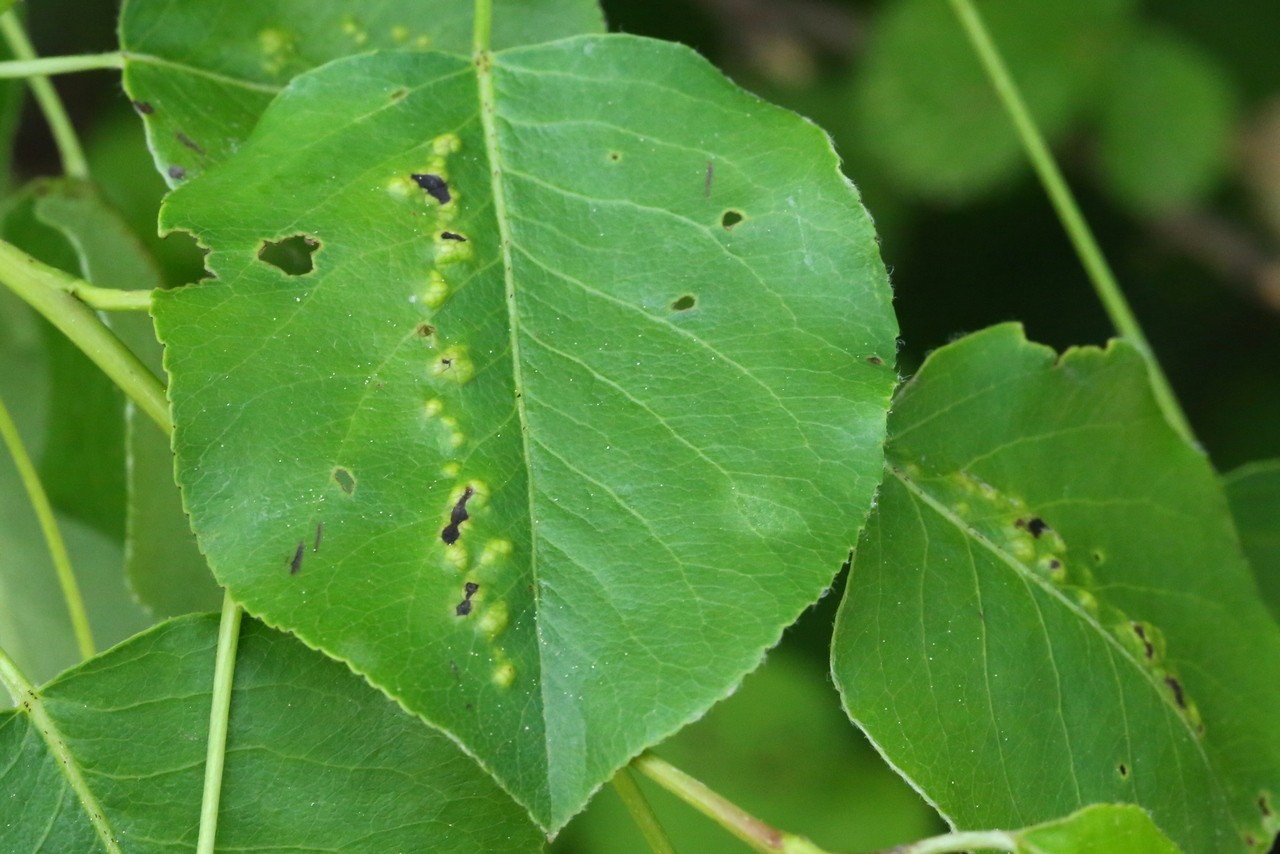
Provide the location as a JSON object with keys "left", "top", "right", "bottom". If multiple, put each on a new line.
{"left": 853, "top": 0, "right": 1134, "bottom": 199}
{"left": 1096, "top": 31, "right": 1236, "bottom": 214}
{"left": 0, "top": 616, "right": 543, "bottom": 852}
{"left": 118, "top": 0, "right": 605, "bottom": 184}
{"left": 1013, "top": 803, "right": 1181, "bottom": 853}
{"left": 1224, "top": 460, "right": 1280, "bottom": 623}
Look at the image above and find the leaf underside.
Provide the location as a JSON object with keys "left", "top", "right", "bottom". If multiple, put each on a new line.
{"left": 0, "top": 616, "right": 540, "bottom": 852}
{"left": 833, "top": 324, "right": 1280, "bottom": 852}
{"left": 153, "top": 38, "right": 897, "bottom": 828}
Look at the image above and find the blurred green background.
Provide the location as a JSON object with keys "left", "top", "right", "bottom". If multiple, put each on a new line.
{"left": 4, "top": 1, "right": 1277, "bottom": 850}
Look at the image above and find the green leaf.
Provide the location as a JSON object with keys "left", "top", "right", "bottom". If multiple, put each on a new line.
{"left": 832, "top": 324, "right": 1280, "bottom": 852}
{"left": 853, "top": 0, "right": 1133, "bottom": 199}
{"left": 29, "top": 179, "right": 219, "bottom": 617}
{"left": 1096, "top": 31, "right": 1236, "bottom": 215}
{"left": 0, "top": 615, "right": 542, "bottom": 852}
{"left": 1013, "top": 804, "right": 1180, "bottom": 853}
{"left": 118, "top": 0, "right": 604, "bottom": 184}
{"left": 153, "top": 38, "right": 897, "bottom": 829}
{"left": 1224, "top": 460, "right": 1280, "bottom": 623}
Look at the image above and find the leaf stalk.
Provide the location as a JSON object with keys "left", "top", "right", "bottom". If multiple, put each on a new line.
{"left": 0, "top": 393, "right": 95, "bottom": 660}
{"left": 611, "top": 765, "right": 679, "bottom": 854}
{"left": 0, "top": 238, "right": 170, "bottom": 434}
{"left": 0, "top": 50, "right": 122, "bottom": 78}
{"left": 196, "top": 591, "right": 243, "bottom": 854}
{"left": 944, "top": 0, "right": 1196, "bottom": 446}
{"left": 632, "top": 753, "right": 833, "bottom": 854}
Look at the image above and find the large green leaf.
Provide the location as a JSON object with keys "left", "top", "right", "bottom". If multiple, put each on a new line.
{"left": 153, "top": 38, "right": 898, "bottom": 828}
{"left": 1224, "top": 460, "right": 1280, "bottom": 622}
{"left": 119, "top": 0, "right": 604, "bottom": 184}
{"left": 0, "top": 615, "right": 541, "bottom": 851}
{"left": 832, "top": 325, "right": 1280, "bottom": 852}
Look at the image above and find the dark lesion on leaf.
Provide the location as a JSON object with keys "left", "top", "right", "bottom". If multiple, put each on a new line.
{"left": 1165, "top": 676, "right": 1186, "bottom": 708}
{"left": 313, "top": 521, "right": 323, "bottom": 553}
{"left": 390, "top": 87, "right": 408, "bottom": 102}
{"left": 671, "top": 294, "right": 696, "bottom": 312}
{"left": 866, "top": 355, "right": 884, "bottom": 365}
{"left": 168, "top": 165, "right": 186, "bottom": 181}
{"left": 289, "top": 540, "right": 305, "bottom": 575}
{"left": 1117, "top": 762, "right": 1128, "bottom": 778}
{"left": 1260, "top": 795, "right": 1273, "bottom": 818}
{"left": 441, "top": 486, "right": 475, "bottom": 545}
{"left": 411, "top": 173, "right": 451, "bottom": 204}
{"left": 720, "top": 209, "right": 744, "bottom": 231}
{"left": 131, "top": 100, "right": 155, "bottom": 115}
{"left": 1014, "top": 517, "right": 1049, "bottom": 538}
{"left": 416, "top": 322, "right": 436, "bottom": 338}
{"left": 455, "top": 581, "right": 480, "bottom": 616}
{"left": 441, "top": 231, "right": 467, "bottom": 242}
{"left": 1132, "top": 622, "right": 1154, "bottom": 659}
{"left": 332, "top": 466, "right": 356, "bottom": 496}
{"left": 175, "top": 131, "right": 205, "bottom": 155}
{"left": 258, "top": 234, "right": 320, "bottom": 276}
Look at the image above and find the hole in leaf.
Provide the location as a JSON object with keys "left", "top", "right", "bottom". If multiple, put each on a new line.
{"left": 416, "top": 323, "right": 436, "bottom": 338}
{"left": 332, "top": 466, "right": 356, "bottom": 495}
{"left": 258, "top": 234, "right": 319, "bottom": 276}
{"left": 289, "top": 541, "right": 305, "bottom": 575}
{"left": 671, "top": 294, "right": 696, "bottom": 311}
{"left": 721, "top": 209, "right": 743, "bottom": 230}
{"left": 1117, "top": 763, "right": 1128, "bottom": 778}
{"left": 441, "top": 486, "right": 475, "bottom": 545}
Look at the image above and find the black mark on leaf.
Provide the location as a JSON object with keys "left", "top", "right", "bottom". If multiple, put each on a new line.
{"left": 416, "top": 323, "right": 436, "bottom": 338}
{"left": 608, "top": 151, "right": 621, "bottom": 162}
{"left": 721, "top": 209, "right": 743, "bottom": 231}
{"left": 671, "top": 294, "right": 696, "bottom": 312}
{"left": 704, "top": 160, "right": 714, "bottom": 197}
{"left": 1026, "top": 518, "right": 1048, "bottom": 537}
{"left": 1132, "top": 623, "right": 1154, "bottom": 659}
{"left": 1165, "top": 676, "right": 1186, "bottom": 708}
{"left": 1259, "top": 795, "right": 1272, "bottom": 817}
{"left": 456, "top": 581, "right": 480, "bottom": 616}
{"left": 1092, "top": 550, "right": 1105, "bottom": 564}
{"left": 866, "top": 356, "right": 883, "bottom": 365}
{"left": 1117, "top": 762, "right": 1128, "bottom": 778}
{"left": 289, "top": 541, "right": 305, "bottom": 575}
{"left": 175, "top": 132, "right": 205, "bottom": 155}
{"left": 1048, "top": 559, "right": 1062, "bottom": 570}
{"left": 441, "top": 486, "right": 475, "bottom": 545}
{"left": 258, "top": 234, "right": 319, "bottom": 276}
{"left": 313, "top": 521, "right": 323, "bottom": 553}
{"left": 412, "top": 173, "right": 451, "bottom": 204}
{"left": 168, "top": 166, "right": 186, "bottom": 181}
{"left": 441, "top": 231, "right": 467, "bottom": 242}
{"left": 132, "top": 100, "right": 154, "bottom": 115}
{"left": 332, "top": 466, "right": 356, "bottom": 496}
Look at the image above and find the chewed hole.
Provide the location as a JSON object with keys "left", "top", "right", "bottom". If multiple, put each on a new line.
{"left": 721, "top": 209, "right": 744, "bottom": 231}
{"left": 258, "top": 234, "right": 319, "bottom": 276}
{"left": 671, "top": 294, "right": 696, "bottom": 311}
{"left": 332, "top": 466, "right": 356, "bottom": 496}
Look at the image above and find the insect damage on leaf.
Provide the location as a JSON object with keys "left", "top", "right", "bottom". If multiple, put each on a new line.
{"left": 440, "top": 231, "right": 467, "bottom": 242}
{"left": 332, "top": 466, "right": 356, "bottom": 496}
{"left": 720, "top": 209, "right": 743, "bottom": 230}
{"left": 258, "top": 234, "right": 320, "bottom": 276}
{"left": 670, "top": 294, "right": 696, "bottom": 311}
{"left": 412, "top": 173, "right": 451, "bottom": 204}
{"left": 314, "top": 521, "right": 323, "bottom": 553}
{"left": 289, "top": 541, "right": 305, "bottom": 574}
{"left": 175, "top": 131, "right": 205, "bottom": 155}
{"left": 456, "top": 581, "right": 479, "bottom": 616}
{"left": 441, "top": 486, "right": 475, "bottom": 545}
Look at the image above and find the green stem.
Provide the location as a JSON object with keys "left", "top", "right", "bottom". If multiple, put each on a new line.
{"left": 877, "top": 829, "right": 1016, "bottom": 854}
{"left": 0, "top": 51, "right": 122, "bottom": 78}
{"left": 63, "top": 282, "right": 154, "bottom": 312}
{"left": 0, "top": 12, "right": 90, "bottom": 179}
{"left": 633, "top": 753, "right": 832, "bottom": 854}
{"left": 612, "top": 765, "right": 679, "bottom": 854}
{"left": 945, "top": 0, "right": 1196, "bottom": 446}
{"left": 473, "top": 0, "right": 493, "bottom": 54}
{"left": 196, "top": 591, "right": 243, "bottom": 854}
{"left": 0, "top": 646, "right": 123, "bottom": 852}
{"left": 0, "top": 238, "right": 169, "bottom": 433}
{"left": 0, "top": 394, "right": 95, "bottom": 660}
